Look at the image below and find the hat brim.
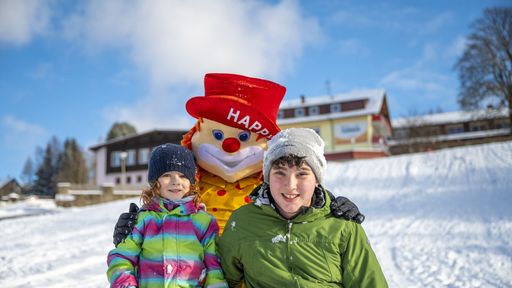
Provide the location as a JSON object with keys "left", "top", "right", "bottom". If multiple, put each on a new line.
{"left": 186, "top": 95, "right": 280, "bottom": 138}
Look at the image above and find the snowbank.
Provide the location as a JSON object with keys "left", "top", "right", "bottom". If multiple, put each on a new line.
{"left": 1, "top": 141, "right": 511, "bottom": 287}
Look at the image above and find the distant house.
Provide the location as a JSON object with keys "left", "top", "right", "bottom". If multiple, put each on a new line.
{"left": 389, "top": 108, "right": 511, "bottom": 154}
{"left": 277, "top": 89, "right": 392, "bottom": 161}
{"left": 0, "top": 178, "right": 23, "bottom": 201}
{"left": 90, "top": 130, "right": 187, "bottom": 186}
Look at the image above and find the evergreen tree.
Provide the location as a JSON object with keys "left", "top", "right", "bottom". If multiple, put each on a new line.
{"left": 33, "top": 144, "right": 58, "bottom": 197}
{"left": 57, "top": 138, "right": 89, "bottom": 184}
{"left": 107, "top": 122, "right": 137, "bottom": 140}
{"left": 32, "top": 137, "right": 62, "bottom": 197}
{"left": 20, "top": 157, "right": 35, "bottom": 186}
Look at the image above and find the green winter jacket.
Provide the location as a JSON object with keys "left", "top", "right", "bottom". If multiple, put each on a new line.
{"left": 218, "top": 184, "right": 388, "bottom": 288}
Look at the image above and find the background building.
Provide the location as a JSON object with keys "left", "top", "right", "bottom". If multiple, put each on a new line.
{"left": 390, "top": 107, "right": 511, "bottom": 154}
{"left": 90, "top": 130, "right": 186, "bottom": 186}
{"left": 277, "top": 89, "right": 392, "bottom": 161}
{"left": 0, "top": 178, "right": 23, "bottom": 202}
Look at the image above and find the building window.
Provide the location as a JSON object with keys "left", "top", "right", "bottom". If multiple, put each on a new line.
{"left": 394, "top": 129, "right": 408, "bottom": 139}
{"left": 138, "top": 148, "right": 150, "bottom": 164}
{"left": 309, "top": 106, "right": 319, "bottom": 116}
{"left": 137, "top": 175, "right": 143, "bottom": 183}
{"left": 111, "top": 151, "right": 121, "bottom": 167}
{"left": 469, "top": 121, "right": 488, "bottom": 132}
{"left": 294, "top": 108, "right": 305, "bottom": 117}
{"left": 494, "top": 119, "right": 510, "bottom": 129}
{"left": 426, "top": 127, "right": 440, "bottom": 136}
{"left": 330, "top": 103, "right": 341, "bottom": 113}
{"left": 446, "top": 124, "right": 464, "bottom": 134}
{"left": 277, "top": 110, "right": 284, "bottom": 119}
{"left": 126, "top": 149, "right": 136, "bottom": 166}
{"left": 126, "top": 176, "right": 132, "bottom": 184}
{"left": 115, "top": 177, "right": 121, "bottom": 184}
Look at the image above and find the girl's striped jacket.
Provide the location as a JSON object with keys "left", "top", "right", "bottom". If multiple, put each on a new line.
{"left": 107, "top": 197, "right": 228, "bottom": 288}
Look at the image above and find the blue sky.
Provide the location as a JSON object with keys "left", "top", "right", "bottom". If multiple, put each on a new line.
{"left": 0, "top": 0, "right": 509, "bottom": 181}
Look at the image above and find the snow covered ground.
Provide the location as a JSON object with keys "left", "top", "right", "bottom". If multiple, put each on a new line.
{"left": 1, "top": 141, "right": 511, "bottom": 287}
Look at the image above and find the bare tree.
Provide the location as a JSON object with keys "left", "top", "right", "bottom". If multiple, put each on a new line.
{"left": 454, "top": 7, "right": 512, "bottom": 134}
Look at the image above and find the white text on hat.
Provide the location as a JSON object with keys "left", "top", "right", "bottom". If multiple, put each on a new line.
{"left": 227, "top": 108, "right": 273, "bottom": 139}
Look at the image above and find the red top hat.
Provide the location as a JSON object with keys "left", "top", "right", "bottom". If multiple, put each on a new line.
{"left": 186, "top": 73, "right": 286, "bottom": 139}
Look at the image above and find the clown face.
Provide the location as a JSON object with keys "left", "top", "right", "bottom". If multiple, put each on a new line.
{"left": 191, "top": 118, "right": 268, "bottom": 183}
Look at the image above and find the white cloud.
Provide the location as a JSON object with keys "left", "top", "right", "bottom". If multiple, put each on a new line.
{"left": 100, "top": 87, "right": 198, "bottom": 134}
{"left": 328, "top": 4, "right": 417, "bottom": 31}
{"left": 63, "top": 0, "right": 321, "bottom": 86}
{"left": 1, "top": 115, "right": 48, "bottom": 157}
{"left": 2, "top": 115, "right": 46, "bottom": 136}
{"left": 0, "top": 0, "right": 53, "bottom": 45}
{"left": 62, "top": 0, "right": 321, "bottom": 134}
{"left": 337, "top": 38, "right": 369, "bottom": 57}
{"left": 329, "top": 5, "right": 451, "bottom": 37}
{"left": 421, "top": 12, "right": 453, "bottom": 34}
{"left": 380, "top": 43, "right": 450, "bottom": 93}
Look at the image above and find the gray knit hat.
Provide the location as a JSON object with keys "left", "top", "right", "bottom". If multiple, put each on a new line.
{"left": 148, "top": 143, "right": 196, "bottom": 184}
{"left": 263, "top": 128, "right": 327, "bottom": 184}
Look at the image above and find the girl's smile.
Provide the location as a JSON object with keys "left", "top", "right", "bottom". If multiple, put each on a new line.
{"left": 158, "top": 171, "right": 191, "bottom": 201}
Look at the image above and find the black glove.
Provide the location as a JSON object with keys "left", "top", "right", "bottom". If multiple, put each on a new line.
{"left": 113, "top": 203, "right": 139, "bottom": 246}
{"left": 330, "top": 196, "right": 365, "bottom": 224}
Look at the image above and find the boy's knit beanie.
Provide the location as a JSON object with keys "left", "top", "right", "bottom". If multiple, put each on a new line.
{"left": 263, "top": 128, "right": 327, "bottom": 184}
{"left": 148, "top": 143, "right": 196, "bottom": 184}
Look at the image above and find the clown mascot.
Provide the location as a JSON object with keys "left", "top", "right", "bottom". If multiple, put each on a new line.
{"left": 113, "top": 73, "right": 364, "bottom": 243}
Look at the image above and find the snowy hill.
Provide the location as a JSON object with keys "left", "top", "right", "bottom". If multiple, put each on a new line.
{"left": 1, "top": 141, "right": 511, "bottom": 287}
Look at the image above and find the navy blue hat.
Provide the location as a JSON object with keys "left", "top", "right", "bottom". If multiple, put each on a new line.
{"left": 148, "top": 143, "right": 196, "bottom": 184}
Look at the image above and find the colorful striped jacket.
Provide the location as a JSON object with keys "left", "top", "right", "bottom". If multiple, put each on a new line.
{"left": 107, "top": 197, "right": 228, "bottom": 288}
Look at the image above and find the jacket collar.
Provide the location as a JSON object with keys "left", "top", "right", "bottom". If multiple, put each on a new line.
{"left": 141, "top": 196, "right": 199, "bottom": 215}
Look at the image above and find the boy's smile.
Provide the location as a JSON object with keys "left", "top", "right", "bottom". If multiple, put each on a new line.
{"left": 268, "top": 163, "right": 318, "bottom": 219}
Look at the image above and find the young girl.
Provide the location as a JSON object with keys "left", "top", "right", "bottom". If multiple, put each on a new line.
{"left": 107, "top": 143, "right": 227, "bottom": 288}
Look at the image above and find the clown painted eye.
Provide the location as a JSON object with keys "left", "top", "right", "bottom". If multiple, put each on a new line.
{"left": 212, "top": 129, "right": 224, "bottom": 141}
{"left": 238, "top": 131, "right": 251, "bottom": 142}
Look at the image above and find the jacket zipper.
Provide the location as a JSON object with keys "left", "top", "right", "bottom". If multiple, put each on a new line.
{"left": 286, "top": 221, "right": 297, "bottom": 281}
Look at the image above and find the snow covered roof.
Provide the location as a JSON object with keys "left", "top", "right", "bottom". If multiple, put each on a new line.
{"left": 388, "top": 127, "right": 510, "bottom": 145}
{"left": 392, "top": 107, "right": 509, "bottom": 128}
{"left": 280, "top": 89, "right": 385, "bottom": 108}
{"left": 278, "top": 89, "right": 386, "bottom": 125}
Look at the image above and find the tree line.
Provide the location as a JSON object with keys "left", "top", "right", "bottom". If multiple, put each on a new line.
{"left": 20, "top": 122, "right": 136, "bottom": 198}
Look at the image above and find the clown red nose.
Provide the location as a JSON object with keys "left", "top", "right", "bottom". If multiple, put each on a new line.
{"left": 222, "top": 137, "right": 241, "bottom": 153}
{"left": 186, "top": 73, "right": 286, "bottom": 140}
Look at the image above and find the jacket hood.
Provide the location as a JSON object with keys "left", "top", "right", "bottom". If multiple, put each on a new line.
{"left": 249, "top": 183, "right": 332, "bottom": 223}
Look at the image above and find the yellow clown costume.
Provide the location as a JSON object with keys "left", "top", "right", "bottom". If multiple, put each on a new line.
{"left": 185, "top": 73, "right": 286, "bottom": 233}
{"left": 197, "top": 170, "right": 261, "bottom": 232}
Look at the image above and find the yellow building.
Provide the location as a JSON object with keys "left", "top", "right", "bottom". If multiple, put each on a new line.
{"left": 277, "top": 89, "right": 392, "bottom": 161}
